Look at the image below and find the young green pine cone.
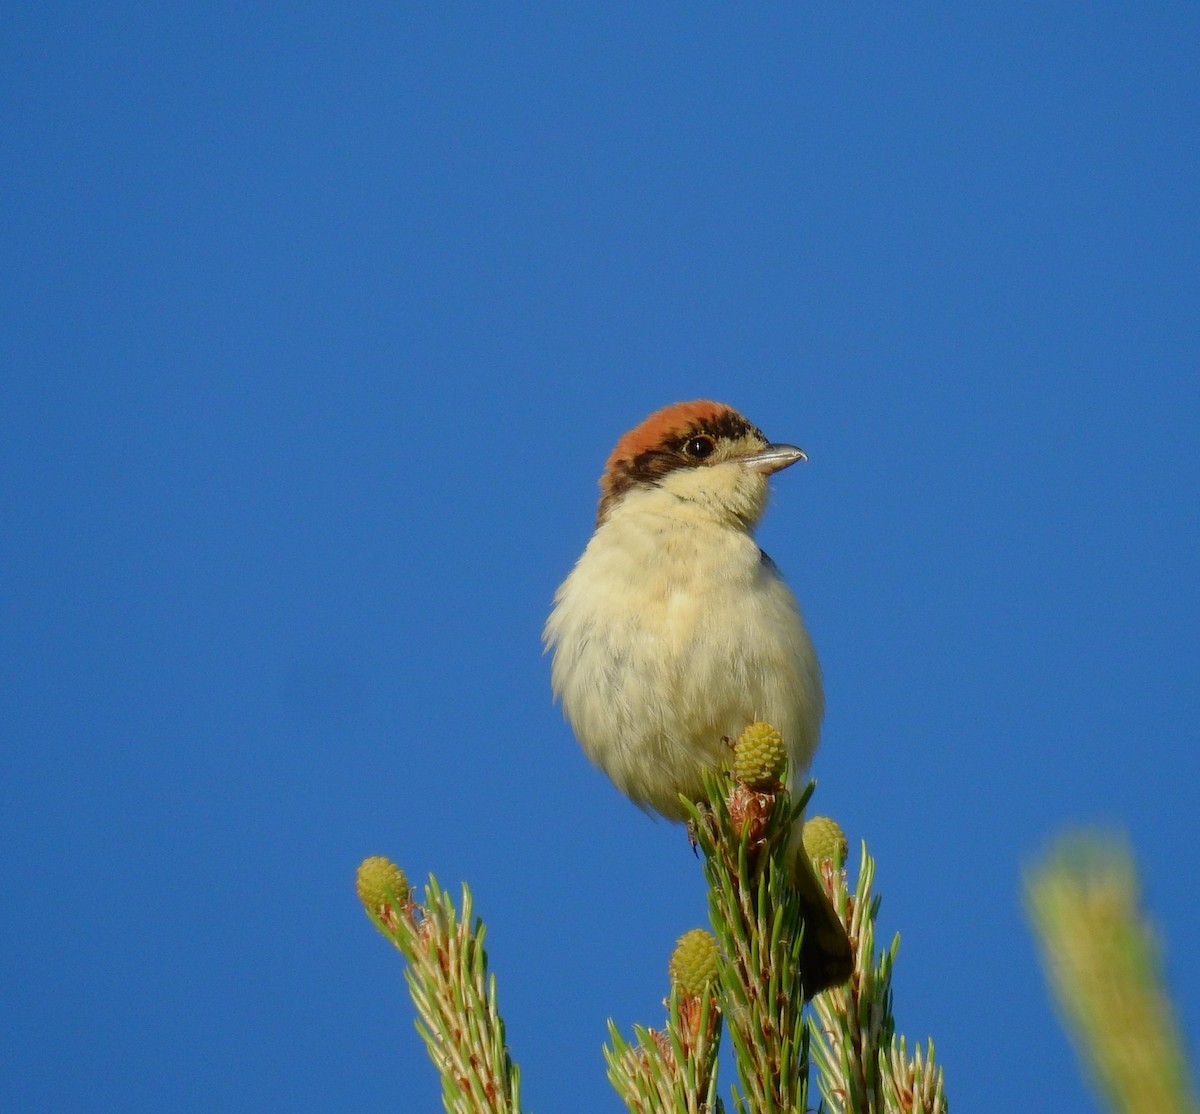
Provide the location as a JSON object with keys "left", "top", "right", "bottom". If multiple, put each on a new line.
{"left": 733, "top": 721, "right": 788, "bottom": 789}
{"left": 356, "top": 856, "right": 409, "bottom": 916}
{"left": 802, "top": 816, "right": 848, "bottom": 864}
{"left": 668, "top": 929, "right": 721, "bottom": 997}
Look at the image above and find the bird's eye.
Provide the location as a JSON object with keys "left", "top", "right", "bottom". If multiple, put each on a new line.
{"left": 684, "top": 435, "right": 717, "bottom": 460}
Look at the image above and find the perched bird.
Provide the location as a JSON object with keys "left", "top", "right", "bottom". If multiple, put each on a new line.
{"left": 544, "top": 399, "right": 852, "bottom": 995}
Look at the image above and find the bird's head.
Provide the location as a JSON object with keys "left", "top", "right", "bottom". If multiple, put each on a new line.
{"left": 597, "top": 400, "right": 806, "bottom": 528}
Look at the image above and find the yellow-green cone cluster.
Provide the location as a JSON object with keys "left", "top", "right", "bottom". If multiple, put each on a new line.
{"left": 733, "top": 721, "right": 787, "bottom": 789}
{"left": 668, "top": 929, "right": 721, "bottom": 997}
{"left": 802, "top": 816, "right": 848, "bottom": 864}
{"left": 356, "top": 855, "right": 409, "bottom": 915}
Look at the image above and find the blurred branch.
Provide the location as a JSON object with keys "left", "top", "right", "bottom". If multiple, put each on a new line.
{"left": 1026, "top": 832, "right": 1199, "bottom": 1114}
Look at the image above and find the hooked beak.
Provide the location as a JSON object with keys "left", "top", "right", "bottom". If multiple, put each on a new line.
{"left": 742, "top": 442, "right": 807, "bottom": 475}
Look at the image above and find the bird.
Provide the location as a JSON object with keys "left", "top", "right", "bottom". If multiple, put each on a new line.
{"left": 544, "top": 399, "right": 852, "bottom": 996}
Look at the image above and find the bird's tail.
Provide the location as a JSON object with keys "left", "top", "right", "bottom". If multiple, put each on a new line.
{"left": 788, "top": 839, "right": 854, "bottom": 998}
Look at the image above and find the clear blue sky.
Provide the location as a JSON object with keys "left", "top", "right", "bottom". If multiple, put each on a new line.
{"left": 4, "top": 5, "right": 1198, "bottom": 1111}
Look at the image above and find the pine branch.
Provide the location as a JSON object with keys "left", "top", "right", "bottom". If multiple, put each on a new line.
{"left": 680, "top": 726, "right": 816, "bottom": 1114}
{"left": 808, "top": 844, "right": 947, "bottom": 1114}
{"left": 353, "top": 721, "right": 950, "bottom": 1114}
{"left": 356, "top": 858, "right": 523, "bottom": 1114}
{"left": 604, "top": 973, "right": 723, "bottom": 1114}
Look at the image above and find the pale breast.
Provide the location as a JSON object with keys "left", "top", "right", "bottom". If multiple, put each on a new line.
{"left": 547, "top": 509, "right": 823, "bottom": 818}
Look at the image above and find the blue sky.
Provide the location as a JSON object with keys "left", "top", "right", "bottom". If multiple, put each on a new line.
{"left": 4, "top": 5, "right": 1198, "bottom": 1111}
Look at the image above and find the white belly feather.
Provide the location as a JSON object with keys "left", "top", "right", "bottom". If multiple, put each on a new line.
{"left": 545, "top": 495, "right": 823, "bottom": 819}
